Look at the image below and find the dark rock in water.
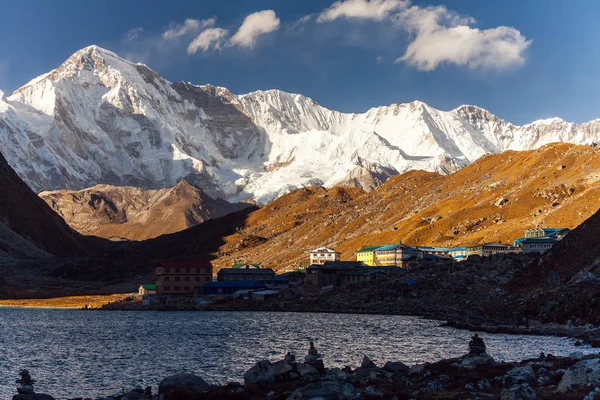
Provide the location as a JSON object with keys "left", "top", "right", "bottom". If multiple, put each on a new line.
{"left": 158, "top": 373, "right": 210, "bottom": 395}
{"left": 383, "top": 361, "right": 410, "bottom": 374}
{"left": 243, "top": 360, "right": 275, "bottom": 384}
{"left": 361, "top": 355, "right": 376, "bottom": 369}
{"left": 288, "top": 381, "right": 358, "bottom": 400}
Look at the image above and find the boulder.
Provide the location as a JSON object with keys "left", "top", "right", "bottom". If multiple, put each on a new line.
{"left": 383, "top": 361, "right": 410, "bottom": 374}
{"left": 365, "top": 386, "right": 383, "bottom": 397}
{"left": 558, "top": 359, "right": 600, "bottom": 393}
{"left": 120, "top": 390, "right": 144, "bottom": 400}
{"left": 12, "top": 395, "right": 56, "bottom": 400}
{"left": 158, "top": 373, "right": 210, "bottom": 396}
{"left": 244, "top": 360, "right": 275, "bottom": 384}
{"left": 409, "top": 364, "right": 427, "bottom": 376}
{"left": 501, "top": 366, "right": 536, "bottom": 388}
{"left": 326, "top": 368, "right": 348, "bottom": 381}
{"left": 361, "top": 355, "right": 376, "bottom": 368}
{"left": 569, "top": 351, "right": 585, "bottom": 360}
{"left": 287, "top": 381, "right": 358, "bottom": 400}
{"left": 460, "top": 354, "right": 495, "bottom": 368}
{"left": 273, "top": 360, "right": 294, "bottom": 377}
{"left": 585, "top": 387, "right": 600, "bottom": 400}
{"left": 500, "top": 383, "right": 536, "bottom": 400}
{"left": 297, "top": 363, "right": 319, "bottom": 377}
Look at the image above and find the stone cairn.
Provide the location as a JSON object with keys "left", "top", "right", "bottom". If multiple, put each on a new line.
{"left": 468, "top": 333, "right": 486, "bottom": 356}
{"left": 16, "top": 369, "right": 35, "bottom": 394}
{"left": 304, "top": 341, "right": 325, "bottom": 372}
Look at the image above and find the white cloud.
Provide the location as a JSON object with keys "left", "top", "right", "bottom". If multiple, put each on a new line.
{"left": 396, "top": 5, "right": 531, "bottom": 70}
{"left": 188, "top": 28, "right": 230, "bottom": 54}
{"left": 124, "top": 27, "right": 144, "bottom": 42}
{"left": 317, "top": 0, "right": 408, "bottom": 22}
{"left": 163, "top": 18, "right": 216, "bottom": 40}
{"left": 316, "top": 0, "right": 531, "bottom": 71}
{"left": 230, "top": 10, "right": 281, "bottom": 48}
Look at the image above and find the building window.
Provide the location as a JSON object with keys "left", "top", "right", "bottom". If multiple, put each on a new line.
{"left": 164, "top": 277, "right": 170, "bottom": 282}
{"left": 164, "top": 286, "right": 170, "bottom": 291}
{"left": 175, "top": 277, "right": 180, "bottom": 282}
{"left": 165, "top": 268, "right": 170, "bottom": 273}
{"left": 175, "top": 268, "right": 180, "bottom": 273}
{"left": 195, "top": 277, "right": 201, "bottom": 282}
{"left": 185, "top": 268, "right": 190, "bottom": 273}
{"left": 174, "top": 286, "right": 181, "bottom": 291}
{"left": 184, "top": 286, "right": 190, "bottom": 291}
{"left": 205, "top": 277, "right": 210, "bottom": 282}
{"left": 185, "top": 277, "right": 190, "bottom": 282}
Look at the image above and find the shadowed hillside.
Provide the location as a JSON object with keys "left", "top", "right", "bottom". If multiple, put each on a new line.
{"left": 0, "top": 151, "right": 93, "bottom": 258}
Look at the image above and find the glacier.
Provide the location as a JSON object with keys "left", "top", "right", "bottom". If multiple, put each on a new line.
{"left": 0, "top": 45, "right": 599, "bottom": 204}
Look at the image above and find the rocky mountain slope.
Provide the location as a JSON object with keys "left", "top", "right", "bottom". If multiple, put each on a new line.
{"left": 505, "top": 203, "right": 600, "bottom": 325}
{"left": 204, "top": 143, "right": 600, "bottom": 270}
{"left": 39, "top": 180, "right": 251, "bottom": 240}
{"left": 0, "top": 150, "right": 93, "bottom": 259}
{"left": 1, "top": 45, "right": 599, "bottom": 203}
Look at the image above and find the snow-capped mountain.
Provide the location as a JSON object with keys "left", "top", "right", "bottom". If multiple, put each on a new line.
{"left": 1, "top": 45, "right": 599, "bottom": 203}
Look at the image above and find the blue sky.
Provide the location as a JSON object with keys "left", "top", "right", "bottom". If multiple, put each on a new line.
{"left": 0, "top": 0, "right": 597, "bottom": 125}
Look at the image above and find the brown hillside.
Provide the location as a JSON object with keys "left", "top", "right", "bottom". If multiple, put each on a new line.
{"left": 40, "top": 180, "right": 251, "bottom": 241}
{"left": 210, "top": 143, "right": 600, "bottom": 270}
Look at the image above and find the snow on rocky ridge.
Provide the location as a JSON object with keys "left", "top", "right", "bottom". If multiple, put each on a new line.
{"left": 0, "top": 45, "right": 599, "bottom": 204}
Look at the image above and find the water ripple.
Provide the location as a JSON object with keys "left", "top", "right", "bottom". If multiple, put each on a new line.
{"left": 0, "top": 309, "right": 595, "bottom": 399}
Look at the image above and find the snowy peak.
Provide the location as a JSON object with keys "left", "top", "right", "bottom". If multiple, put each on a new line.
{"left": 1, "top": 45, "right": 600, "bottom": 204}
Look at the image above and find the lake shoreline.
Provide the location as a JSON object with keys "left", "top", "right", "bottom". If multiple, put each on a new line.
{"left": 10, "top": 337, "right": 600, "bottom": 400}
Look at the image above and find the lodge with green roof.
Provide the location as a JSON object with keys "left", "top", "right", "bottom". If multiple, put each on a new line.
{"left": 355, "top": 246, "right": 381, "bottom": 266}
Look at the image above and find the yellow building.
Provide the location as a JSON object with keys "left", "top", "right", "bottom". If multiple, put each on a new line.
{"left": 355, "top": 246, "right": 381, "bottom": 266}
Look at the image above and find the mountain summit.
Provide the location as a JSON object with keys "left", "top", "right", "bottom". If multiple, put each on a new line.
{"left": 1, "top": 45, "right": 599, "bottom": 203}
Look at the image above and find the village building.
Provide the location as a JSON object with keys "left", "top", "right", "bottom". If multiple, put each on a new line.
{"left": 448, "top": 247, "right": 468, "bottom": 261}
{"left": 418, "top": 246, "right": 450, "bottom": 256}
{"left": 138, "top": 284, "right": 156, "bottom": 296}
{"left": 279, "top": 270, "right": 306, "bottom": 285}
{"left": 520, "top": 237, "right": 558, "bottom": 254}
{"left": 305, "top": 261, "right": 366, "bottom": 287}
{"left": 514, "top": 227, "right": 571, "bottom": 250}
{"left": 465, "top": 242, "right": 521, "bottom": 258}
{"left": 524, "top": 227, "right": 571, "bottom": 240}
{"left": 374, "top": 242, "right": 422, "bottom": 267}
{"left": 155, "top": 260, "right": 213, "bottom": 295}
{"left": 420, "top": 253, "right": 453, "bottom": 265}
{"left": 217, "top": 264, "right": 275, "bottom": 281}
{"left": 203, "top": 281, "right": 267, "bottom": 295}
{"left": 355, "top": 246, "right": 381, "bottom": 266}
{"left": 309, "top": 247, "right": 341, "bottom": 265}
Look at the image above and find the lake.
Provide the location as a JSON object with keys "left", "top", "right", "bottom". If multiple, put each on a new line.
{"left": 0, "top": 309, "right": 595, "bottom": 399}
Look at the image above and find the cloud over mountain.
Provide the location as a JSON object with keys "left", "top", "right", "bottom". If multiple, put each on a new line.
{"left": 230, "top": 10, "right": 280, "bottom": 48}
{"left": 188, "top": 28, "right": 229, "bottom": 54}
